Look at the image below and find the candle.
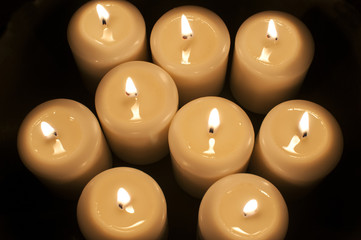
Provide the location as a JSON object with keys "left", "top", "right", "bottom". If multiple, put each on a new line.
{"left": 198, "top": 173, "right": 288, "bottom": 240}
{"left": 249, "top": 100, "right": 343, "bottom": 196}
{"left": 168, "top": 96, "right": 254, "bottom": 198}
{"left": 150, "top": 6, "right": 230, "bottom": 105}
{"left": 17, "top": 99, "right": 112, "bottom": 197}
{"left": 95, "top": 61, "right": 178, "bottom": 165}
{"left": 230, "top": 11, "right": 314, "bottom": 114}
{"left": 77, "top": 167, "right": 167, "bottom": 240}
{"left": 67, "top": 0, "right": 147, "bottom": 92}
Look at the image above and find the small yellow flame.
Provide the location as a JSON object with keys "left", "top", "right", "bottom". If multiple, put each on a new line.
{"left": 117, "top": 188, "right": 130, "bottom": 206}
{"left": 41, "top": 121, "right": 57, "bottom": 139}
{"left": 208, "top": 108, "right": 220, "bottom": 134}
{"left": 267, "top": 19, "right": 278, "bottom": 40}
{"left": 125, "top": 77, "right": 138, "bottom": 97}
{"left": 96, "top": 4, "right": 109, "bottom": 25}
{"left": 181, "top": 14, "right": 193, "bottom": 39}
{"left": 243, "top": 199, "right": 258, "bottom": 217}
{"left": 299, "top": 112, "right": 309, "bottom": 138}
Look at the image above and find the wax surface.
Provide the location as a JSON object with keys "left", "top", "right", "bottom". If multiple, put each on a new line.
{"left": 250, "top": 100, "right": 343, "bottom": 192}
{"left": 199, "top": 173, "right": 288, "bottom": 240}
{"left": 77, "top": 167, "right": 167, "bottom": 240}
{"left": 17, "top": 99, "right": 111, "bottom": 195}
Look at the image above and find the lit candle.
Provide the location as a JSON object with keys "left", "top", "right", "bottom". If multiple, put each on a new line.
{"left": 95, "top": 61, "right": 178, "bottom": 164}
{"left": 17, "top": 99, "right": 112, "bottom": 197}
{"left": 77, "top": 167, "right": 167, "bottom": 240}
{"left": 150, "top": 6, "right": 230, "bottom": 105}
{"left": 230, "top": 11, "right": 314, "bottom": 114}
{"left": 249, "top": 100, "right": 343, "bottom": 196}
{"left": 67, "top": 0, "right": 147, "bottom": 92}
{"left": 198, "top": 173, "right": 288, "bottom": 240}
{"left": 168, "top": 96, "right": 254, "bottom": 198}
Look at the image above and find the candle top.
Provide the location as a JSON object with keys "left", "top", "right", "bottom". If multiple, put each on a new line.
{"left": 150, "top": 6, "right": 230, "bottom": 73}
{"left": 259, "top": 100, "right": 343, "bottom": 184}
{"left": 68, "top": 0, "right": 146, "bottom": 60}
{"left": 17, "top": 99, "right": 103, "bottom": 180}
{"left": 235, "top": 11, "right": 314, "bottom": 76}
{"left": 77, "top": 167, "right": 167, "bottom": 239}
{"left": 199, "top": 173, "right": 288, "bottom": 240}
{"left": 169, "top": 97, "right": 254, "bottom": 178}
{"left": 95, "top": 61, "right": 178, "bottom": 133}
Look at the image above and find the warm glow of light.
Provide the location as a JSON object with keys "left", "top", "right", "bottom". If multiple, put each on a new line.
{"left": 181, "top": 49, "right": 191, "bottom": 65}
{"left": 243, "top": 199, "right": 258, "bottom": 217}
{"left": 181, "top": 14, "right": 193, "bottom": 39}
{"left": 208, "top": 108, "right": 220, "bottom": 134}
{"left": 283, "top": 135, "right": 301, "bottom": 154}
{"left": 203, "top": 138, "right": 216, "bottom": 155}
{"left": 41, "top": 121, "right": 56, "bottom": 139}
{"left": 130, "top": 102, "right": 141, "bottom": 120}
{"left": 96, "top": 4, "right": 109, "bottom": 25}
{"left": 117, "top": 188, "right": 131, "bottom": 208}
{"left": 299, "top": 112, "right": 309, "bottom": 138}
{"left": 267, "top": 19, "right": 278, "bottom": 40}
{"left": 125, "top": 77, "right": 138, "bottom": 97}
{"left": 257, "top": 47, "right": 271, "bottom": 63}
{"left": 53, "top": 139, "right": 66, "bottom": 155}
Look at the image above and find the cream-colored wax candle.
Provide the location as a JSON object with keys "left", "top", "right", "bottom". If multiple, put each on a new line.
{"left": 198, "top": 173, "right": 288, "bottom": 240}
{"left": 17, "top": 99, "right": 112, "bottom": 197}
{"left": 230, "top": 11, "right": 314, "bottom": 114}
{"left": 68, "top": 0, "right": 147, "bottom": 92}
{"left": 95, "top": 61, "right": 178, "bottom": 165}
{"left": 168, "top": 97, "right": 254, "bottom": 198}
{"left": 77, "top": 167, "right": 167, "bottom": 240}
{"left": 150, "top": 6, "right": 230, "bottom": 105}
{"left": 249, "top": 100, "right": 343, "bottom": 195}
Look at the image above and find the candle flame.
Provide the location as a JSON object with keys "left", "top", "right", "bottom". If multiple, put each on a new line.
{"left": 96, "top": 4, "right": 109, "bottom": 25}
{"left": 41, "top": 121, "right": 57, "bottom": 138}
{"left": 208, "top": 108, "right": 220, "bottom": 134}
{"left": 117, "top": 188, "right": 134, "bottom": 213}
{"left": 243, "top": 199, "right": 258, "bottom": 217}
{"left": 125, "top": 77, "right": 138, "bottom": 97}
{"left": 267, "top": 19, "right": 278, "bottom": 40}
{"left": 299, "top": 112, "right": 309, "bottom": 138}
{"left": 181, "top": 14, "right": 193, "bottom": 39}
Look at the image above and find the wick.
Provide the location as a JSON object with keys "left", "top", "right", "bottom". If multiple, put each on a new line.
{"left": 126, "top": 92, "right": 138, "bottom": 97}
{"left": 102, "top": 19, "right": 107, "bottom": 25}
{"left": 182, "top": 34, "right": 193, "bottom": 40}
{"left": 302, "top": 132, "right": 308, "bottom": 138}
{"left": 209, "top": 127, "right": 214, "bottom": 134}
{"left": 266, "top": 34, "right": 278, "bottom": 40}
{"left": 54, "top": 132, "right": 58, "bottom": 137}
{"left": 118, "top": 203, "right": 124, "bottom": 209}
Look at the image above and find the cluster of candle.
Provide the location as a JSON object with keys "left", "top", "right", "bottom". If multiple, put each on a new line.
{"left": 17, "top": 1, "right": 344, "bottom": 240}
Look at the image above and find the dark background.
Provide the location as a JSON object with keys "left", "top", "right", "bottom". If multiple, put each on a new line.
{"left": 1, "top": 0, "right": 361, "bottom": 239}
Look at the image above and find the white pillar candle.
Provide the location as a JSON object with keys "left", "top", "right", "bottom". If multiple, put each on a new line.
{"left": 77, "top": 167, "right": 167, "bottom": 240}
{"left": 198, "top": 173, "right": 288, "bottom": 240}
{"left": 249, "top": 100, "right": 343, "bottom": 195}
{"left": 150, "top": 6, "right": 230, "bottom": 105}
{"left": 168, "top": 96, "right": 254, "bottom": 198}
{"left": 230, "top": 11, "right": 314, "bottom": 114}
{"left": 67, "top": 0, "right": 147, "bottom": 92}
{"left": 95, "top": 61, "right": 178, "bottom": 165}
{"left": 17, "top": 99, "right": 112, "bottom": 197}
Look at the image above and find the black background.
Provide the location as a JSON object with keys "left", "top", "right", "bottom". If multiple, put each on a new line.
{"left": 1, "top": 0, "right": 361, "bottom": 239}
